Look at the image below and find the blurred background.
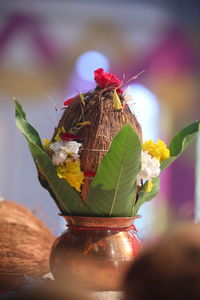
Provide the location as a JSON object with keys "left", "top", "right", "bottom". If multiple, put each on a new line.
{"left": 0, "top": 0, "right": 199, "bottom": 237}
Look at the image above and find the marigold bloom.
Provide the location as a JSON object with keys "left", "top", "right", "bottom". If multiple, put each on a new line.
{"left": 142, "top": 139, "right": 170, "bottom": 162}
{"left": 57, "top": 160, "right": 84, "bottom": 192}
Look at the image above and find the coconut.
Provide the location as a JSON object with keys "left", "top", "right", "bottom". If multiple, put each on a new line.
{"left": 52, "top": 89, "right": 142, "bottom": 201}
{"left": 0, "top": 200, "right": 55, "bottom": 290}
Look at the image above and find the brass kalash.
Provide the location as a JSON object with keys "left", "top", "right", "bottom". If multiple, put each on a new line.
{"left": 49, "top": 70, "right": 142, "bottom": 290}
{"left": 50, "top": 216, "right": 141, "bottom": 291}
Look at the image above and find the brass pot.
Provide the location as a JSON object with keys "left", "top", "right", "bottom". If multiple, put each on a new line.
{"left": 50, "top": 216, "right": 141, "bottom": 291}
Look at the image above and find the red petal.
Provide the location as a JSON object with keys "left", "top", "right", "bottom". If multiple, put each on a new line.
{"left": 61, "top": 133, "right": 83, "bottom": 140}
{"left": 117, "top": 87, "right": 124, "bottom": 94}
{"left": 63, "top": 97, "right": 74, "bottom": 106}
{"left": 84, "top": 171, "right": 96, "bottom": 177}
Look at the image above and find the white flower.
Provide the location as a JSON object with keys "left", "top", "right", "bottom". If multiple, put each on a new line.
{"left": 50, "top": 141, "right": 82, "bottom": 155}
{"left": 137, "top": 151, "right": 160, "bottom": 186}
{"left": 52, "top": 151, "right": 66, "bottom": 166}
{"left": 50, "top": 140, "right": 82, "bottom": 166}
{"left": 61, "top": 141, "right": 82, "bottom": 155}
{"left": 50, "top": 140, "right": 63, "bottom": 152}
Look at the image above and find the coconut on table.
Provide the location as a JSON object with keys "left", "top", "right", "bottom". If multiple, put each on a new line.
{"left": 0, "top": 200, "right": 55, "bottom": 290}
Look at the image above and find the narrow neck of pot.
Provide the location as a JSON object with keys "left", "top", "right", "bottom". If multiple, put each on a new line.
{"left": 61, "top": 215, "right": 140, "bottom": 229}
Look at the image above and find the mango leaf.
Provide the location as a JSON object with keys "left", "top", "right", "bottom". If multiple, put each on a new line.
{"left": 161, "top": 121, "right": 200, "bottom": 170}
{"left": 14, "top": 99, "right": 26, "bottom": 119}
{"left": 15, "top": 101, "right": 60, "bottom": 206}
{"left": 87, "top": 125, "right": 141, "bottom": 217}
{"left": 15, "top": 100, "right": 88, "bottom": 216}
{"left": 133, "top": 121, "right": 200, "bottom": 216}
{"left": 15, "top": 100, "right": 43, "bottom": 148}
{"left": 132, "top": 177, "right": 160, "bottom": 216}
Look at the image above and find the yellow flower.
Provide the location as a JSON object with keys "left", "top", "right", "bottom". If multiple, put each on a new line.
{"left": 57, "top": 160, "right": 84, "bottom": 192}
{"left": 43, "top": 139, "right": 51, "bottom": 150}
{"left": 142, "top": 139, "right": 170, "bottom": 162}
{"left": 145, "top": 181, "right": 153, "bottom": 193}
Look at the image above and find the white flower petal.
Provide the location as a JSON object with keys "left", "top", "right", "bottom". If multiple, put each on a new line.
{"left": 59, "top": 150, "right": 67, "bottom": 160}
{"left": 136, "top": 151, "right": 160, "bottom": 186}
{"left": 50, "top": 140, "right": 63, "bottom": 152}
{"left": 62, "top": 141, "right": 82, "bottom": 155}
{"left": 124, "top": 94, "right": 134, "bottom": 103}
{"left": 52, "top": 152, "right": 66, "bottom": 166}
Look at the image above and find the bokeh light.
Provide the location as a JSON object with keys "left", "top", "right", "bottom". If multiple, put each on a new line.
{"left": 127, "top": 84, "right": 160, "bottom": 141}
{"left": 75, "top": 51, "right": 109, "bottom": 81}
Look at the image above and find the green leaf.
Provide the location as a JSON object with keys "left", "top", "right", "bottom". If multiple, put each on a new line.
{"left": 132, "top": 177, "right": 160, "bottom": 216}
{"left": 15, "top": 100, "right": 43, "bottom": 148}
{"left": 15, "top": 101, "right": 88, "bottom": 215}
{"left": 161, "top": 121, "right": 200, "bottom": 170}
{"left": 15, "top": 100, "right": 55, "bottom": 202}
{"left": 87, "top": 125, "right": 141, "bottom": 217}
{"left": 14, "top": 98, "right": 26, "bottom": 119}
{"left": 133, "top": 121, "right": 200, "bottom": 216}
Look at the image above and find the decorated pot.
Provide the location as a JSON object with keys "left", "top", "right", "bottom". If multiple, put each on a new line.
{"left": 50, "top": 216, "right": 141, "bottom": 291}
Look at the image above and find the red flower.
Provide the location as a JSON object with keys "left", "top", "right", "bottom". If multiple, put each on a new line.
{"left": 94, "top": 68, "right": 123, "bottom": 94}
